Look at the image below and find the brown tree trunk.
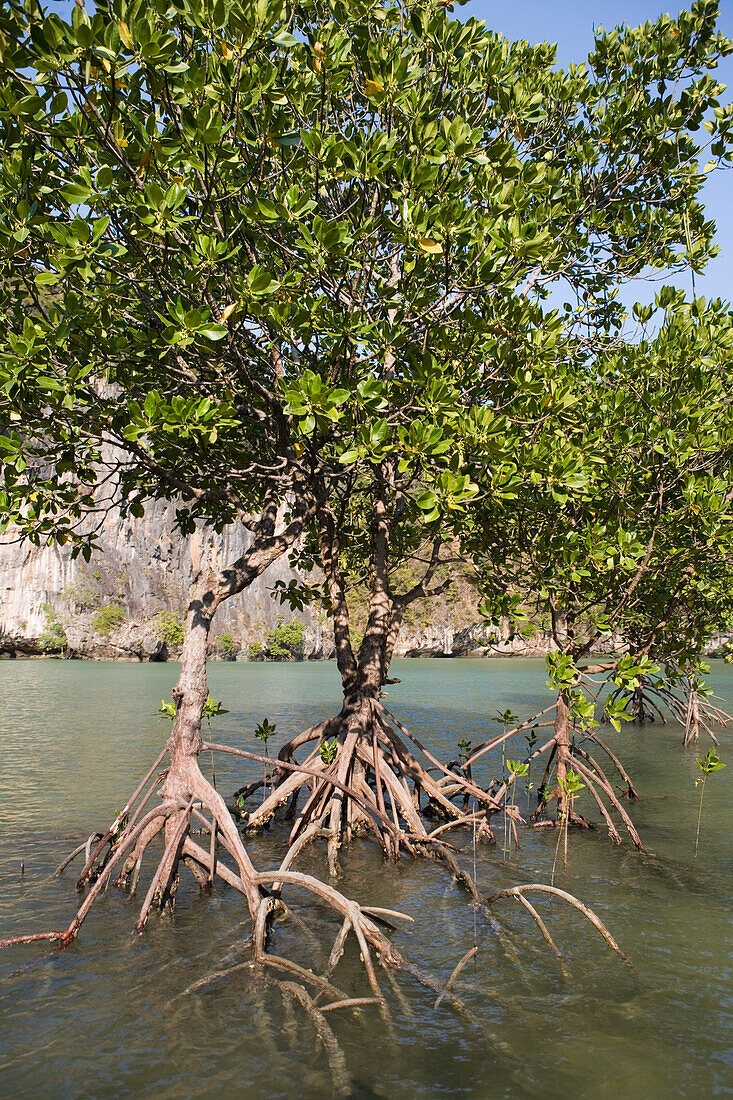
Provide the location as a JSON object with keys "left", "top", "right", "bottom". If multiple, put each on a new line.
{"left": 71, "top": 496, "right": 315, "bottom": 923}
{"left": 247, "top": 504, "right": 497, "bottom": 867}
{"left": 242, "top": 474, "right": 499, "bottom": 874}
{"left": 354, "top": 471, "right": 392, "bottom": 699}
{"left": 154, "top": 574, "right": 260, "bottom": 914}
{"left": 554, "top": 689, "right": 570, "bottom": 819}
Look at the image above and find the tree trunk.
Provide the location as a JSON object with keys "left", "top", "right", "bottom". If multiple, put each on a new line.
{"left": 554, "top": 689, "right": 570, "bottom": 819}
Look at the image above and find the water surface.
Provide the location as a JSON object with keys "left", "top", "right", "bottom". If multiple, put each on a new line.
{"left": 0, "top": 658, "right": 731, "bottom": 1098}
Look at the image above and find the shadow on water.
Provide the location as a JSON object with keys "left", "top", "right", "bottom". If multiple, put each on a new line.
{"left": 0, "top": 658, "right": 731, "bottom": 1098}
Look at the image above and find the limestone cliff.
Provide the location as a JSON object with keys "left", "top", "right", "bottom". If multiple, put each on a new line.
{"left": 0, "top": 500, "right": 315, "bottom": 659}
{"left": 0, "top": 503, "right": 551, "bottom": 661}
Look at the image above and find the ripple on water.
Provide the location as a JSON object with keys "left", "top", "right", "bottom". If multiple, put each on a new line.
{"left": 0, "top": 658, "right": 731, "bottom": 1099}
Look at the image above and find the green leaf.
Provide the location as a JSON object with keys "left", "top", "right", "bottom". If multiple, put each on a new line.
{"left": 271, "top": 30, "right": 299, "bottom": 46}
{"left": 61, "top": 182, "right": 95, "bottom": 204}
{"left": 274, "top": 131, "right": 300, "bottom": 147}
{"left": 197, "top": 324, "right": 228, "bottom": 341}
{"left": 247, "top": 266, "right": 274, "bottom": 293}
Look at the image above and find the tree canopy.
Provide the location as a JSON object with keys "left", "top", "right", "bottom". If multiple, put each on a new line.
{"left": 1, "top": 0, "right": 731, "bottom": 562}
{"left": 0, "top": 0, "right": 732, "bottom": 916}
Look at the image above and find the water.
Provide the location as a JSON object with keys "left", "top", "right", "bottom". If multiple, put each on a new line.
{"left": 0, "top": 658, "right": 731, "bottom": 1098}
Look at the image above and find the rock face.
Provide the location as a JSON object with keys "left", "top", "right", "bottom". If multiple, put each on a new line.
{"left": 62, "top": 615, "right": 170, "bottom": 662}
{"left": 0, "top": 498, "right": 317, "bottom": 660}
{"left": 0, "top": 501, "right": 575, "bottom": 662}
{"left": 392, "top": 622, "right": 558, "bottom": 658}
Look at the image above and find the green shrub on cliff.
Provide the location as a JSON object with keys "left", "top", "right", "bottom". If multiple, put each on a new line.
{"left": 265, "top": 617, "right": 305, "bottom": 661}
{"left": 92, "top": 604, "right": 125, "bottom": 637}
{"left": 38, "top": 604, "right": 66, "bottom": 653}
{"left": 156, "top": 611, "right": 184, "bottom": 647}
{"left": 62, "top": 578, "right": 99, "bottom": 612}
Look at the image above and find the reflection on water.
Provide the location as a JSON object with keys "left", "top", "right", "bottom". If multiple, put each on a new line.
{"left": 0, "top": 658, "right": 731, "bottom": 1098}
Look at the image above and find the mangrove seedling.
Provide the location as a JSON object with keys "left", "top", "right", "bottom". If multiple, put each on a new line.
{"left": 202, "top": 696, "right": 228, "bottom": 789}
{"left": 507, "top": 761, "right": 529, "bottom": 782}
{"left": 552, "top": 769, "right": 586, "bottom": 883}
{"left": 457, "top": 739, "right": 473, "bottom": 766}
{"left": 525, "top": 729, "right": 538, "bottom": 810}
{"left": 319, "top": 738, "right": 339, "bottom": 767}
{"left": 255, "top": 719, "right": 278, "bottom": 801}
{"left": 456, "top": 739, "right": 475, "bottom": 814}
{"left": 203, "top": 696, "right": 229, "bottom": 724}
{"left": 695, "top": 747, "right": 726, "bottom": 859}
{"left": 505, "top": 761, "right": 530, "bottom": 851}
{"left": 495, "top": 710, "right": 518, "bottom": 857}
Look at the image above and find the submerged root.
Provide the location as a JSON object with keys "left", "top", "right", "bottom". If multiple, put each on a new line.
{"left": 280, "top": 981, "right": 352, "bottom": 1097}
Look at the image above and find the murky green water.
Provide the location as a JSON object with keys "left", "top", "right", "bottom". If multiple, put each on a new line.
{"left": 0, "top": 658, "right": 731, "bottom": 1098}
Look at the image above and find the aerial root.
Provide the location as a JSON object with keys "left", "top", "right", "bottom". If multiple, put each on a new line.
{"left": 504, "top": 734, "right": 642, "bottom": 849}
{"left": 318, "top": 996, "right": 383, "bottom": 1013}
{"left": 575, "top": 769, "right": 622, "bottom": 844}
{"left": 568, "top": 756, "right": 644, "bottom": 850}
{"left": 427, "top": 812, "right": 489, "bottom": 841}
{"left": 0, "top": 803, "right": 178, "bottom": 950}
{"left": 0, "top": 930, "right": 69, "bottom": 948}
{"left": 116, "top": 815, "right": 166, "bottom": 890}
{"left": 219, "top": 699, "right": 502, "bottom": 870}
{"left": 207, "top": 740, "right": 411, "bottom": 861}
{"left": 50, "top": 832, "right": 102, "bottom": 880}
{"left": 135, "top": 796, "right": 195, "bottom": 932}
{"left": 0, "top": 751, "right": 410, "bottom": 1005}
{"left": 421, "top": 839, "right": 483, "bottom": 906}
{"left": 373, "top": 701, "right": 501, "bottom": 822}
{"left": 325, "top": 917, "right": 351, "bottom": 978}
{"left": 584, "top": 731, "right": 639, "bottom": 799}
{"left": 75, "top": 744, "right": 170, "bottom": 887}
{"left": 461, "top": 696, "right": 646, "bottom": 846}
{"left": 486, "top": 883, "right": 631, "bottom": 965}
{"left": 465, "top": 706, "right": 558, "bottom": 768}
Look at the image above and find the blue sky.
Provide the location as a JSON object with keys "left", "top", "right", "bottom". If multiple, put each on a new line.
{"left": 471, "top": 0, "right": 733, "bottom": 304}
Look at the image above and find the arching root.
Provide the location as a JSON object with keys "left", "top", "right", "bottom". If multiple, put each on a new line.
{"left": 434, "top": 946, "right": 478, "bottom": 1009}
{"left": 486, "top": 883, "right": 631, "bottom": 965}
{"left": 49, "top": 832, "right": 102, "bottom": 880}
